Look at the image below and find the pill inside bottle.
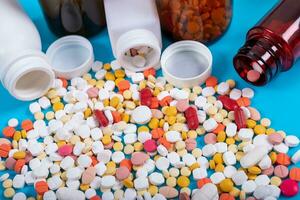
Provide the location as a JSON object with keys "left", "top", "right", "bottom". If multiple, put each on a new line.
{"left": 124, "top": 46, "right": 154, "bottom": 68}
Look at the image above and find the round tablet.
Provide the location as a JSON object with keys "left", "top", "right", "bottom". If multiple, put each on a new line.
{"left": 131, "top": 106, "right": 152, "bottom": 124}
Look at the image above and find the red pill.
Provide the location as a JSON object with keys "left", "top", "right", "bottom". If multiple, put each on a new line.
{"left": 58, "top": 145, "right": 73, "bottom": 156}
{"left": 218, "top": 95, "right": 239, "bottom": 111}
{"left": 143, "top": 139, "right": 157, "bottom": 152}
{"left": 234, "top": 106, "right": 247, "bottom": 130}
{"left": 280, "top": 179, "right": 299, "bottom": 197}
{"left": 184, "top": 107, "right": 199, "bottom": 130}
{"left": 140, "top": 88, "right": 152, "bottom": 107}
{"left": 94, "top": 110, "right": 109, "bottom": 127}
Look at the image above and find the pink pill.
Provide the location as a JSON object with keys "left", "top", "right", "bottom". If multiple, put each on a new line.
{"left": 0, "top": 138, "right": 11, "bottom": 146}
{"left": 144, "top": 140, "right": 157, "bottom": 152}
{"left": 116, "top": 166, "right": 130, "bottom": 181}
{"left": 104, "top": 141, "right": 114, "bottom": 149}
{"left": 262, "top": 166, "right": 274, "bottom": 176}
{"left": 82, "top": 167, "right": 96, "bottom": 184}
{"left": 131, "top": 152, "right": 149, "bottom": 166}
{"left": 280, "top": 179, "right": 299, "bottom": 197}
{"left": 58, "top": 145, "right": 73, "bottom": 156}
{"left": 25, "top": 152, "right": 33, "bottom": 163}
{"left": 87, "top": 87, "right": 99, "bottom": 98}
{"left": 274, "top": 165, "right": 289, "bottom": 178}
{"left": 268, "top": 132, "right": 283, "bottom": 145}
{"left": 204, "top": 133, "right": 217, "bottom": 144}
{"left": 247, "top": 70, "right": 260, "bottom": 82}
{"left": 151, "top": 109, "right": 163, "bottom": 119}
{"left": 176, "top": 99, "right": 189, "bottom": 112}
{"left": 185, "top": 138, "right": 197, "bottom": 151}
{"left": 248, "top": 107, "right": 261, "bottom": 121}
{"left": 5, "top": 157, "right": 16, "bottom": 170}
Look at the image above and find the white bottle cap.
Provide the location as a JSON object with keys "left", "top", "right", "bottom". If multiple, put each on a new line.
{"left": 161, "top": 40, "right": 212, "bottom": 88}
{"left": 116, "top": 29, "right": 161, "bottom": 72}
{"left": 46, "top": 35, "right": 94, "bottom": 79}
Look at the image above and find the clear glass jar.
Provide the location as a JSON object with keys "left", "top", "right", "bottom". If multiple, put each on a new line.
{"left": 156, "top": 0, "right": 232, "bottom": 43}
{"left": 40, "top": 0, "right": 106, "bottom": 37}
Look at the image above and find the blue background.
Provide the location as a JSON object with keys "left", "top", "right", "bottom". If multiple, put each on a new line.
{"left": 0, "top": 0, "right": 299, "bottom": 199}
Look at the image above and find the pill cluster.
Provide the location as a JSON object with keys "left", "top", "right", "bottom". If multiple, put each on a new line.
{"left": 1, "top": 60, "right": 300, "bottom": 200}
{"left": 124, "top": 47, "right": 153, "bottom": 68}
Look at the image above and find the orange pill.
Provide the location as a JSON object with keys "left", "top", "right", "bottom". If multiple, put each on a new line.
{"left": 112, "top": 111, "right": 121, "bottom": 123}
{"left": 14, "top": 159, "right": 26, "bottom": 173}
{"left": 143, "top": 68, "right": 156, "bottom": 78}
{"left": 35, "top": 181, "right": 49, "bottom": 195}
{"left": 206, "top": 76, "right": 218, "bottom": 87}
{"left": 276, "top": 153, "right": 291, "bottom": 166}
{"left": 2, "top": 126, "right": 15, "bottom": 138}
{"left": 213, "top": 123, "right": 225, "bottom": 134}
{"left": 290, "top": 168, "right": 300, "bottom": 181}
{"left": 120, "top": 159, "right": 132, "bottom": 171}
{"left": 219, "top": 193, "right": 235, "bottom": 200}
{"left": 237, "top": 97, "right": 251, "bottom": 107}
{"left": 91, "top": 156, "right": 98, "bottom": 166}
{"left": 159, "top": 96, "right": 172, "bottom": 107}
{"left": 151, "top": 128, "right": 164, "bottom": 140}
{"left": 0, "top": 143, "right": 11, "bottom": 158}
{"left": 117, "top": 80, "right": 130, "bottom": 91}
{"left": 197, "top": 178, "right": 212, "bottom": 189}
{"left": 59, "top": 78, "right": 68, "bottom": 88}
{"left": 158, "top": 137, "right": 172, "bottom": 149}
{"left": 150, "top": 97, "right": 159, "bottom": 109}
{"left": 90, "top": 195, "right": 102, "bottom": 200}
{"left": 21, "top": 119, "right": 33, "bottom": 131}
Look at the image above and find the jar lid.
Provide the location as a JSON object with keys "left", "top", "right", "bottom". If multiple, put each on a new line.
{"left": 161, "top": 40, "right": 212, "bottom": 88}
{"left": 46, "top": 35, "right": 94, "bottom": 79}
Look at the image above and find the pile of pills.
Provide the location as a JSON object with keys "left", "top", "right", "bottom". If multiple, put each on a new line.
{"left": 1, "top": 60, "right": 300, "bottom": 200}
{"left": 124, "top": 47, "right": 153, "bottom": 68}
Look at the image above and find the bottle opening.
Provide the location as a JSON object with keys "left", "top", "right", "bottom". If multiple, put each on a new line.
{"left": 234, "top": 55, "right": 268, "bottom": 86}
{"left": 13, "top": 69, "right": 52, "bottom": 100}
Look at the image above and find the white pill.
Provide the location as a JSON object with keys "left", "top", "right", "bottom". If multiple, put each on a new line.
{"left": 112, "top": 151, "right": 125, "bottom": 164}
{"left": 131, "top": 73, "right": 145, "bottom": 83}
{"left": 60, "top": 156, "right": 74, "bottom": 170}
{"left": 157, "top": 145, "right": 168, "bottom": 157}
{"left": 138, "top": 132, "right": 152, "bottom": 143}
{"left": 110, "top": 60, "right": 121, "bottom": 70}
{"left": 94, "top": 162, "right": 107, "bottom": 176}
{"left": 238, "top": 128, "right": 254, "bottom": 141}
{"left": 224, "top": 165, "right": 237, "bottom": 178}
{"left": 225, "top": 123, "right": 237, "bottom": 137}
{"left": 232, "top": 171, "right": 248, "bottom": 186}
{"left": 13, "top": 174, "right": 25, "bottom": 189}
{"left": 77, "top": 155, "right": 92, "bottom": 168}
{"left": 215, "top": 142, "right": 227, "bottom": 153}
{"left": 43, "top": 190, "right": 56, "bottom": 200}
{"left": 166, "top": 131, "right": 182, "bottom": 143}
{"left": 229, "top": 88, "right": 242, "bottom": 100}
{"left": 192, "top": 183, "right": 219, "bottom": 200}
{"left": 124, "top": 133, "right": 138, "bottom": 144}
{"left": 182, "top": 154, "right": 196, "bottom": 167}
{"left": 255, "top": 175, "right": 270, "bottom": 186}
{"left": 29, "top": 102, "right": 41, "bottom": 114}
{"left": 8, "top": 118, "right": 19, "bottom": 127}
{"left": 240, "top": 145, "right": 269, "bottom": 168}
{"left": 97, "top": 150, "right": 112, "bottom": 164}
{"left": 102, "top": 191, "right": 114, "bottom": 200}
{"left": 134, "top": 177, "right": 149, "bottom": 190}
{"left": 242, "top": 180, "right": 257, "bottom": 194}
{"left": 258, "top": 155, "right": 272, "bottom": 170}
{"left": 156, "top": 157, "right": 170, "bottom": 171}
{"left": 242, "top": 88, "right": 254, "bottom": 98}
{"left": 210, "top": 172, "right": 225, "bottom": 184}
{"left": 217, "top": 82, "right": 229, "bottom": 95}
{"left": 132, "top": 55, "right": 146, "bottom": 68}
{"left": 273, "top": 143, "right": 289, "bottom": 153}
{"left": 193, "top": 168, "right": 207, "bottom": 180}
{"left": 75, "top": 124, "right": 91, "bottom": 139}
{"left": 285, "top": 135, "right": 299, "bottom": 147}
{"left": 131, "top": 106, "right": 152, "bottom": 124}
{"left": 197, "top": 156, "right": 209, "bottom": 169}
{"left": 124, "top": 188, "right": 137, "bottom": 200}
{"left": 56, "top": 187, "right": 85, "bottom": 200}
{"left": 85, "top": 188, "right": 96, "bottom": 199}
{"left": 253, "top": 185, "right": 271, "bottom": 199}
{"left": 101, "top": 175, "right": 116, "bottom": 188}
{"left": 47, "top": 175, "right": 63, "bottom": 190}
{"left": 0, "top": 173, "right": 9, "bottom": 182}
{"left": 202, "top": 87, "right": 215, "bottom": 97}
{"left": 38, "top": 96, "right": 51, "bottom": 109}
{"left": 195, "top": 96, "right": 207, "bottom": 108}
{"left": 167, "top": 152, "right": 180, "bottom": 166}
{"left": 292, "top": 149, "right": 300, "bottom": 164}
{"left": 253, "top": 134, "right": 273, "bottom": 151}
{"left": 90, "top": 176, "right": 102, "bottom": 189}
{"left": 223, "top": 151, "right": 236, "bottom": 165}
{"left": 92, "top": 60, "right": 103, "bottom": 72}
{"left": 24, "top": 172, "right": 35, "bottom": 185}
{"left": 12, "top": 192, "right": 26, "bottom": 200}
{"left": 203, "top": 118, "right": 218, "bottom": 132}
{"left": 149, "top": 172, "right": 165, "bottom": 186}
{"left": 104, "top": 80, "right": 115, "bottom": 92}
{"left": 202, "top": 144, "right": 216, "bottom": 157}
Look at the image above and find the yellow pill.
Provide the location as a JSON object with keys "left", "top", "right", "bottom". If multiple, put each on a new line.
{"left": 114, "top": 69, "right": 125, "bottom": 78}
{"left": 169, "top": 168, "right": 180, "bottom": 177}
{"left": 166, "top": 177, "right": 177, "bottom": 187}
{"left": 248, "top": 166, "right": 261, "bottom": 175}
{"left": 134, "top": 142, "right": 143, "bottom": 151}
{"left": 246, "top": 119, "right": 257, "bottom": 128}
{"left": 4, "top": 188, "right": 15, "bottom": 198}
{"left": 187, "top": 130, "right": 197, "bottom": 139}
{"left": 113, "top": 142, "right": 124, "bottom": 151}
{"left": 167, "top": 116, "right": 176, "bottom": 125}
{"left": 235, "top": 151, "right": 244, "bottom": 161}
{"left": 45, "top": 111, "right": 55, "bottom": 120}
{"left": 254, "top": 125, "right": 266, "bottom": 135}
{"left": 123, "top": 178, "right": 134, "bottom": 188}
{"left": 209, "top": 160, "right": 216, "bottom": 169}
{"left": 217, "top": 131, "right": 226, "bottom": 142}
{"left": 180, "top": 167, "right": 191, "bottom": 177}
{"left": 105, "top": 162, "right": 116, "bottom": 175}
{"left": 87, "top": 79, "right": 97, "bottom": 86}
{"left": 122, "top": 113, "right": 130, "bottom": 123}
{"left": 192, "top": 148, "right": 202, "bottom": 158}
{"left": 34, "top": 112, "right": 44, "bottom": 120}
{"left": 27, "top": 197, "right": 36, "bottom": 200}
{"left": 159, "top": 119, "right": 165, "bottom": 128}
{"left": 80, "top": 184, "right": 89, "bottom": 191}
{"left": 84, "top": 108, "right": 92, "bottom": 118}
{"left": 270, "top": 176, "right": 282, "bottom": 186}
{"left": 96, "top": 80, "right": 105, "bottom": 88}
{"left": 148, "top": 185, "right": 158, "bottom": 196}
{"left": 56, "top": 141, "right": 66, "bottom": 148}
{"left": 166, "top": 106, "right": 177, "bottom": 116}
{"left": 177, "top": 176, "right": 190, "bottom": 188}
{"left": 247, "top": 173, "right": 257, "bottom": 180}
{"left": 213, "top": 153, "right": 223, "bottom": 164}
{"left": 102, "top": 135, "right": 112, "bottom": 145}
{"left": 53, "top": 101, "right": 64, "bottom": 111}
{"left": 47, "top": 89, "right": 58, "bottom": 99}
{"left": 124, "top": 145, "right": 134, "bottom": 155}
{"left": 266, "top": 128, "right": 275, "bottom": 135}
{"left": 13, "top": 151, "right": 26, "bottom": 159}
{"left": 269, "top": 152, "right": 277, "bottom": 164}
{"left": 138, "top": 126, "right": 149, "bottom": 133}
{"left": 110, "top": 96, "right": 120, "bottom": 108}
{"left": 13, "top": 131, "right": 21, "bottom": 142}
{"left": 226, "top": 137, "right": 235, "bottom": 145}
{"left": 105, "top": 72, "right": 115, "bottom": 81}
{"left": 123, "top": 90, "right": 132, "bottom": 100}
{"left": 215, "top": 164, "right": 225, "bottom": 172}
{"left": 103, "top": 63, "right": 111, "bottom": 70}
{"left": 148, "top": 118, "right": 159, "bottom": 129}
{"left": 0, "top": 162, "right": 5, "bottom": 171}
{"left": 219, "top": 178, "right": 234, "bottom": 192}
{"left": 3, "top": 179, "right": 12, "bottom": 188}
{"left": 230, "top": 187, "right": 240, "bottom": 197}
{"left": 239, "top": 190, "right": 246, "bottom": 200}
{"left": 153, "top": 87, "right": 160, "bottom": 96}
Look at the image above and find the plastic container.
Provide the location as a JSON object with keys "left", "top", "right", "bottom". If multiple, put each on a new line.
{"left": 104, "top": 0, "right": 162, "bottom": 72}
{"left": 39, "top": 0, "right": 106, "bottom": 37}
{"left": 234, "top": 0, "right": 300, "bottom": 86}
{"left": 0, "top": 0, "right": 54, "bottom": 101}
{"left": 156, "top": 0, "right": 232, "bottom": 43}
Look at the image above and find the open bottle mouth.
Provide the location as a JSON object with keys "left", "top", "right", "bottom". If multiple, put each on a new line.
{"left": 234, "top": 55, "right": 269, "bottom": 86}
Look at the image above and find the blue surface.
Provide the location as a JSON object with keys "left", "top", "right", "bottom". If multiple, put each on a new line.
{"left": 0, "top": 0, "right": 300, "bottom": 199}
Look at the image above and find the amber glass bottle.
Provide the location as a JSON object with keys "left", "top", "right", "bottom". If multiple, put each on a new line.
{"left": 156, "top": 0, "right": 232, "bottom": 43}
{"left": 40, "top": 0, "right": 106, "bottom": 37}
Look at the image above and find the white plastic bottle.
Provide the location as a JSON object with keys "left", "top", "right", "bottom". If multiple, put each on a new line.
{"left": 104, "top": 0, "right": 162, "bottom": 72}
{"left": 0, "top": 0, "right": 54, "bottom": 100}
